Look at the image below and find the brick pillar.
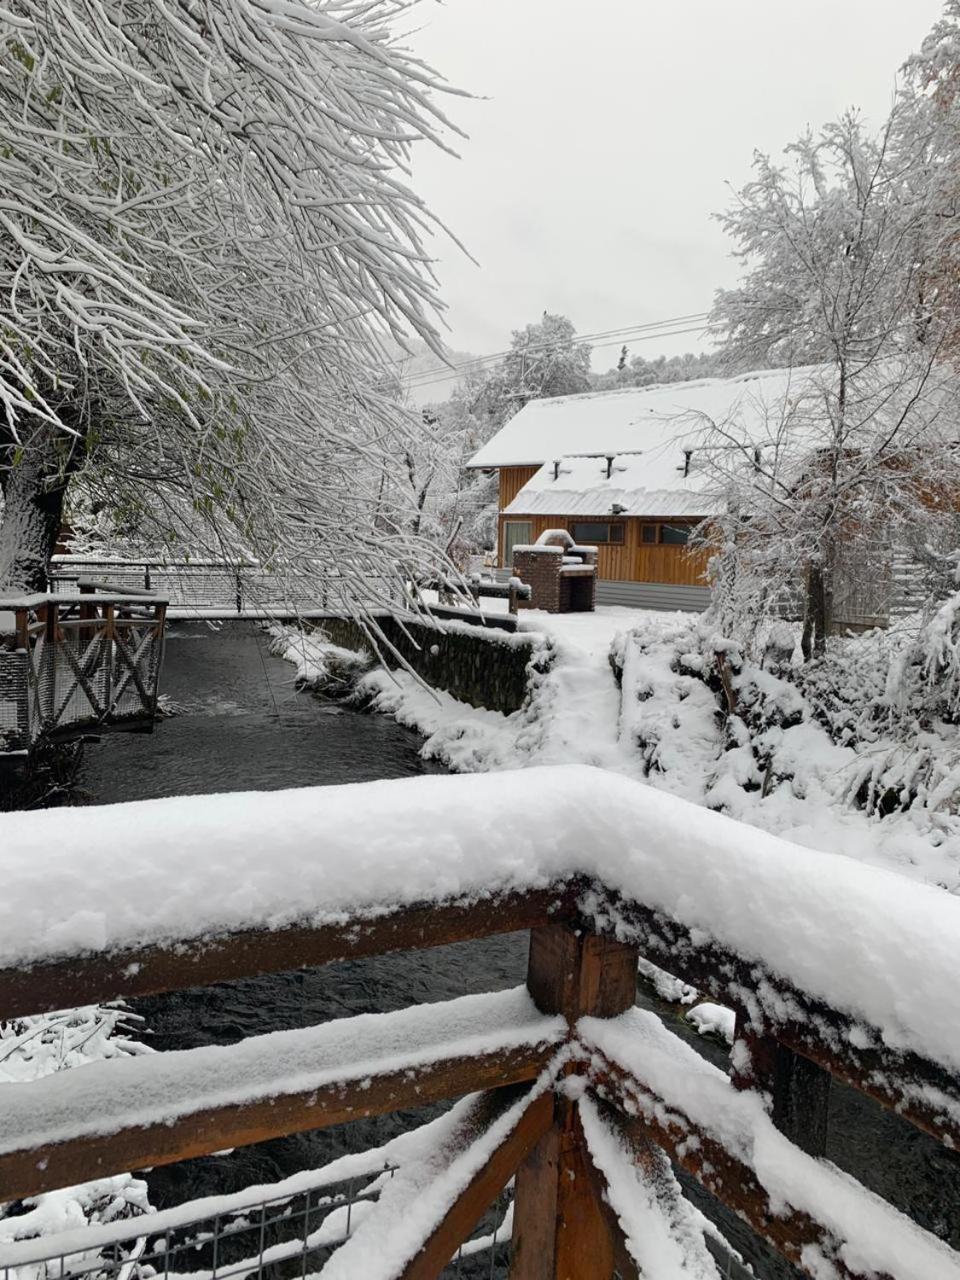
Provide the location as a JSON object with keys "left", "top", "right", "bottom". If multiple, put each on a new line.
{"left": 581, "top": 549, "right": 598, "bottom": 611}
{"left": 513, "top": 547, "right": 563, "bottom": 613}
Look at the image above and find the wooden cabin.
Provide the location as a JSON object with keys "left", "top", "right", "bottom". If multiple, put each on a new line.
{"left": 469, "top": 365, "right": 957, "bottom": 622}
{"left": 466, "top": 372, "right": 804, "bottom": 610}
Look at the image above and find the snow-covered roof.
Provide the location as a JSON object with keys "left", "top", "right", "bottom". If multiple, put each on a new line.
{"left": 503, "top": 452, "right": 720, "bottom": 519}
{"left": 468, "top": 365, "right": 825, "bottom": 470}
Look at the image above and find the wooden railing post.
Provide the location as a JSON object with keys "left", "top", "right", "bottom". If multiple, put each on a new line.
{"left": 731, "top": 1014, "right": 831, "bottom": 1157}
{"left": 511, "top": 924, "right": 638, "bottom": 1280}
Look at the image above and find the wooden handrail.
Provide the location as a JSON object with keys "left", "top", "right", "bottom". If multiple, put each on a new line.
{"left": 1, "top": 827, "right": 957, "bottom": 1276}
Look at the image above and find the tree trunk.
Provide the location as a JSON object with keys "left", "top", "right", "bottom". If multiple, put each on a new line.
{"left": 0, "top": 421, "right": 85, "bottom": 593}
{"left": 801, "top": 560, "right": 828, "bottom": 661}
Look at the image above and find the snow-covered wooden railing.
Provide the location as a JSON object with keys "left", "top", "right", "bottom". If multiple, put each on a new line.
{"left": 0, "top": 586, "right": 167, "bottom": 753}
{"left": 0, "top": 767, "right": 958, "bottom": 1278}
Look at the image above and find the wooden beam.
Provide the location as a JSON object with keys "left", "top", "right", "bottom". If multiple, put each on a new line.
{"left": 593, "top": 1064, "right": 902, "bottom": 1280}
{"left": 511, "top": 923, "right": 638, "bottom": 1279}
{"left": 398, "top": 1088, "right": 555, "bottom": 1280}
{"left": 732, "top": 1017, "right": 831, "bottom": 1158}
{"left": 0, "top": 886, "right": 575, "bottom": 1020}
{"left": 552, "top": 1100, "right": 617, "bottom": 1280}
{"left": 0, "top": 1042, "right": 555, "bottom": 1205}
{"left": 525, "top": 923, "right": 639, "bottom": 1024}
{"left": 587, "top": 891, "right": 960, "bottom": 1149}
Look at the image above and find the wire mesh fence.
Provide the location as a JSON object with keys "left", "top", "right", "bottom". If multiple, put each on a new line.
{"left": 1, "top": 1173, "right": 514, "bottom": 1280}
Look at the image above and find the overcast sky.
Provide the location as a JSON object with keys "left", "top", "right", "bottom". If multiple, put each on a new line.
{"left": 406, "top": 0, "right": 945, "bottom": 376}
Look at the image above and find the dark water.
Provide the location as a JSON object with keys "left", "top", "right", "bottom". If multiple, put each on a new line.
{"left": 75, "top": 624, "right": 529, "bottom": 1219}
{"left": 72, "top": 623, "right": 959, "bottom": 1277}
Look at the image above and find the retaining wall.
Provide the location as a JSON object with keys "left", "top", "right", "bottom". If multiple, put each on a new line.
{"left": 315, "top": 616, "right": 543, "bottom": 716}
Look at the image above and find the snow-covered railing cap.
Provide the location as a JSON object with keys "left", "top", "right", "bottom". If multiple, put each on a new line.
{"left": 0, "top": 765, "right": 957, "bottom": 1279}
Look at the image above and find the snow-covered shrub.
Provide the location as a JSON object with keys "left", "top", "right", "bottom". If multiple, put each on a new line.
{"left": 1, "top": 1006, "right": 154, "bottom": 1266}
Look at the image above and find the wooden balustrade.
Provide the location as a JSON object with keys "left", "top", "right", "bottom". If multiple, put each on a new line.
{"left": 0, "top": 587, "right": 167, "bottom": 753}
{"left": 1, "top": 877, "right": 957, "bottom": 1278}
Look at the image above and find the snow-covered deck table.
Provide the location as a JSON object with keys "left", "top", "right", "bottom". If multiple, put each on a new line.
{"left": 1, "top": 766, "right": 958, "bottom": 1279}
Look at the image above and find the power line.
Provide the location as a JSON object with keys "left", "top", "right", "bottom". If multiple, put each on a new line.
{"left": 396, "top": 311, "right": 711, "bottom": 391}
{"left": 398, "top": 312, "right": 710, "bottom": 387}
{"left": 400, "top": 318, "right": 712, "bottom": 396}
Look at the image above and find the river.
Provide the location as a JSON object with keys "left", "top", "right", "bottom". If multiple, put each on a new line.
{"left": 72, "top": 621, "right": 957, "bottom": 1279}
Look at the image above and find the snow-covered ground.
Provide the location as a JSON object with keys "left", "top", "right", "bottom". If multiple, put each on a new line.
{"left": 287, "top": 606, "right": 960, "bottom": 891}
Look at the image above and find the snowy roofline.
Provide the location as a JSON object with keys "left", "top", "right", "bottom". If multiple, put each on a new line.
{"left": 1, "top": 765, "right": 958, "bottom": 1075}
{"left": 467, "top": 364, "right": 828, "bottom": 470}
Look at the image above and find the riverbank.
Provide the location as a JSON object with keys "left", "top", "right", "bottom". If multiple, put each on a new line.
{"left": 279, "top": 608, "right": 960, "bottom": 892}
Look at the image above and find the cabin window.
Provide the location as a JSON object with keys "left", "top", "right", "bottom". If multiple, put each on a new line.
{"left": 640, "top": 522, "right": 693, "bottom": 545}
{"left": 570, "top": 521, "right": 625, "bottom": 545}
{"left": 661, "top": 524, "right": 691, "bottom": 545}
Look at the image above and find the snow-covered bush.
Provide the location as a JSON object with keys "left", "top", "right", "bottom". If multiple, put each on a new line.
{"left": 1, "top": 1005, "right": 153, "bottom": 1267}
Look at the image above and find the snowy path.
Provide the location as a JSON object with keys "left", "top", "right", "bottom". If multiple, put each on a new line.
{"left": 358, "top": 606, "right": 688, "bottom": 775}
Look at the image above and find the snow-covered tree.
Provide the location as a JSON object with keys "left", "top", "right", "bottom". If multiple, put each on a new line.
{"left": 593, "top": 349, "right": 718, "bottom": 391}
{"left": 0, "top": 0, "right": 461, "bottom": 600}
{"left": 372, "top": 375, "right": 498, "bottom": 565}
{"left": 710, "top": 107, "right": 937, "bottom": 371}
{"left": 900, "top": 1, "right": 960, "bottom": 363}
{"left": 700, "top": 106, "right": 960, "bottom": 657}
{"left": 477, "top": 312, "right": 592, "bottom": 430}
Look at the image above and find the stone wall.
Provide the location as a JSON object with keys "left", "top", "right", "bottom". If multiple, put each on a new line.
{"left": 314, "top": 615, "right": 543, "bottom": 716}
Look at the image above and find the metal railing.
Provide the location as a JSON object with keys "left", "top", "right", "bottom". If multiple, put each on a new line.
{"left": 0, "top": 789, "right": 957, "bottom": 1278}
{"left": 48, "top": 558, "right": 335, "bottom": 616}
{"left": 0, "top": 586, "right": 167, "bottom": 753}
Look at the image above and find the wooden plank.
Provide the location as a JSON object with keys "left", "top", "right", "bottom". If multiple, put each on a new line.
{"left": 587, "top": 892, "right": 960, "bottom": 1149}
{"left": 511, "top": 923, "right": 638, "bottom": 1278}
{"left": 509, "top": 1106, "right": 561, "bottom": 1280}
{"left": 0, "top": 1042, "right": 554, "bottom": 1205}
{"left": 594, "top": 1064, "right": 905, "bottom": 1280}
{"left": 499, "top": 467, "right": 541, "bottom": 510}
{"left": 398, "top": 1088, "right": 554, "bottom": 1280}
{"left": 525, "top": 924, "right": 638, "bottom": 1023}
{"left": 0, "top": 886, "right": 575, "bottom": 1020}
{"left": 732, "top": 1018, "right": 831, "bottom": 1157}
{"left": 552, "top": 1100, "right": 616, "bottom": 1280}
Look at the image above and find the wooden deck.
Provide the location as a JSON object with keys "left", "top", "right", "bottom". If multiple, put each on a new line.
{"left": 0, "top": 585, "right": 167, "bottom": 754}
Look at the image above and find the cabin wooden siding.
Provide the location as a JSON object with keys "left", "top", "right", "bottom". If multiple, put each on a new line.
{"left": 498, "top": 512, "right": 711, "bottom": 586}
{"left": 498, "top": 466, "right": 540, "bottom": 510}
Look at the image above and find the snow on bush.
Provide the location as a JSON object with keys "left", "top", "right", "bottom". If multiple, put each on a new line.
{"left": 1, "top": 1006, "right": 153, "bottom": 1266}
{"left": 620, "top": 611, "right": 960, "bottom": 889}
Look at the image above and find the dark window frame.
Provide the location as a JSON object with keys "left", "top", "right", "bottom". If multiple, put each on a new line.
{"left": 569, "top": 521, "right": 626, "bottom": 545}
{"left": 639, "top": 521, "right": 694, "bottom": 546}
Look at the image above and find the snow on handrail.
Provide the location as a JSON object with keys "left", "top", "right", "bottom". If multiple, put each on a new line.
{"left": 1, "top": 766, "right": 959, "bottom": 1081}
{"left": 0, "top": 590, "right": 168, "bottom": 609}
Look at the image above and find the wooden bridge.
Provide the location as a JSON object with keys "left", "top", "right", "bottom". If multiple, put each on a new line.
{"left": 49, "top": 556, "right": 325, "bottom": 620}
{"left": 0, "top": 583, "right": 167, "bottom": 755}
{"left": 49, "top": 556, "right": 530, "bottom": 628}
{"left": 0, "top": 769, "right": 956, "bottom": 1278}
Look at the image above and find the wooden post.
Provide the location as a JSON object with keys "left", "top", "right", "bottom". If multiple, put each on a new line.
{"left": 732, "top": 1016, "right": 831, "bottom": 1157}
{"left": 102, "top": 603, "right": 115, "bottom": 714}
{"left": 43, "top": 602, "right": 59, "bottom": 728}
{"left": 511, "top": 924, "right": 638, "bottom": 1280}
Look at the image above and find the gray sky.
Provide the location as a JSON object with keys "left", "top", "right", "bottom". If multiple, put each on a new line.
{"left": 407, "top": 0, "right": 944, "bottom": 374}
